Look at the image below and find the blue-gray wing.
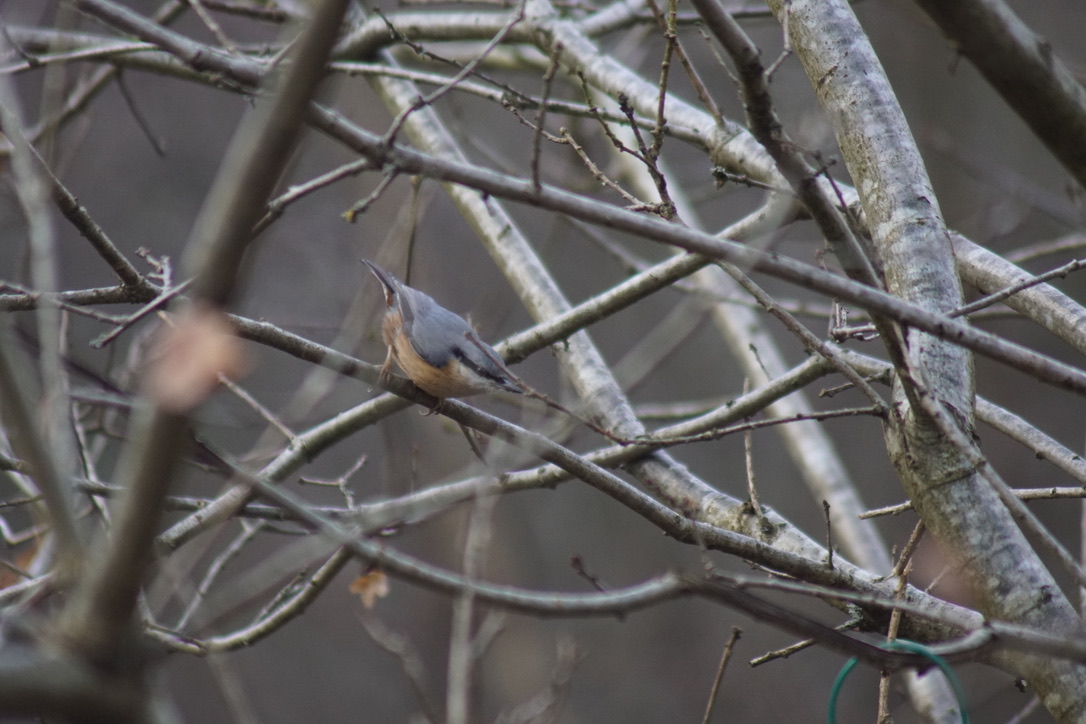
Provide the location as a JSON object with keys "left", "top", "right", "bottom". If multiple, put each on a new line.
{"left": 401, "top": 290, "right": 519, "bottom": 391}
{"left": 399, "top": 289, "right": 475, "bottom": 368}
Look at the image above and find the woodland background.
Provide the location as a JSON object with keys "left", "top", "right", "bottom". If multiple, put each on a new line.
{"left": 1, "top": 0, "right": 1086, "bottom": 721}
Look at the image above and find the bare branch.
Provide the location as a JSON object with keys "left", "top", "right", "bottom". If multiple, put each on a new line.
{"left": 913, "top": 0, "right": 1086, "bottom": 189}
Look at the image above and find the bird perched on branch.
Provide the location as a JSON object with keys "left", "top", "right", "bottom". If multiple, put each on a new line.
{"left": 362, "top": 260, "right": 524, "bottom": 399}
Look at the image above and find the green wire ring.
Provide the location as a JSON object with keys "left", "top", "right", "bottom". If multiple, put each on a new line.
{"left": 827, "top": 639, "right": 970, "bottom": 724}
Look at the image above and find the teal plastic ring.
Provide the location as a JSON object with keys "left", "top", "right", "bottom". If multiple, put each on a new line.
{"left": 827, "top": 638, "right": 969, "bottom": 724}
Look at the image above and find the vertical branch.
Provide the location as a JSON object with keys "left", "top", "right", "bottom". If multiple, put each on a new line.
{"left": 763, "top": 0, "right": 1086, "bottom": 718}
{"left": 700, "top": 627, "right": 742, "bottom": 724}
{"left": 742, "top": 379, "right": 763, "bottom": 517}
{"left": 650, "top": 0, "right": 675, "bottom": 158}
{"left": 1082, "top": 429, "right": 1086, "bottom": 616}
{"left": 531, "top": 43, "right": 562, "bottom": 190}
{"left": 0, "top": 34, "right": 83, "bottom": 571}
{"left": 446, "top": 493, "right": 498, "bottom": 724}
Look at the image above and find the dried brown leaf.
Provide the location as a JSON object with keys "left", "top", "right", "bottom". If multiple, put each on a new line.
{"left": 349, "top": 570, "right": 390, "bottom": 609}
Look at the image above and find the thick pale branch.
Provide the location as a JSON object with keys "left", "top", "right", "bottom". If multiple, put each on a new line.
{"left": 953, "top": 233, "right": 1086, "bottom": 358}
{"left": 767, "top": 0, "right": 1086, "bottom": 716}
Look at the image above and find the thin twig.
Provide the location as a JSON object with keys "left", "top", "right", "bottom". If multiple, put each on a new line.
{"left": 863, "top": 486, "right": 1086, "bottom": 519}
{"left": 743, "top": 378, "right": 763, "bottom": 517}
{"left": 91, "top": 279, "right": 192, "bottom": 348}
{"left": 822, "top": 500, "right": 834, "bottom": 570}
{"left": 558, "top": 128, "right": 650, "bottom": 207}
{"left": 175, "top": 522, "right": 266, "bottom": 630}
{"left": 342, "top": 168, "right": 400, "bottom": 223}
{"left": 116, "top": 70, "right": 168, "bottom": 156}
{"left": 257, "top": 157, "right": 374, "bottom": 233}
{"left": 749, "top": 618, "right": 862, "bottom": 667}
{"left": 187, "top": 0, "right": 241, "bottom": 54}
{"left": 531, "top": 43, "right": 562, "bottom": 190}
{"left": 878, "top": 522, "right": 923, "bottom": 722}
{"left": 952, "top": 257, "right": 1086, "bottom": 317}
{"left": 701, "top": 627, "right": 742, "bottom": 724}
{"left": 379, "top": 1, "right": 528, "bottom": 145}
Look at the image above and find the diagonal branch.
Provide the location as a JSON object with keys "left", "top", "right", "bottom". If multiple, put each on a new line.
{"left": 913, "top": 0, "right": 1086, "bottom": 190}
{"left": 57, "top": 0, "right": 351, "bottom": 669}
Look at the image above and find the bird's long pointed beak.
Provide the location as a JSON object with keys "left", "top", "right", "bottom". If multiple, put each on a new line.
{"left": 361, "top": 259, "right": 398, "bottom": 307}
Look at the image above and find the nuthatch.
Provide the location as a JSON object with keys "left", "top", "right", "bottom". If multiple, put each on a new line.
{"left": 363, "top": 261, "right": 524, "bottom": 399}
